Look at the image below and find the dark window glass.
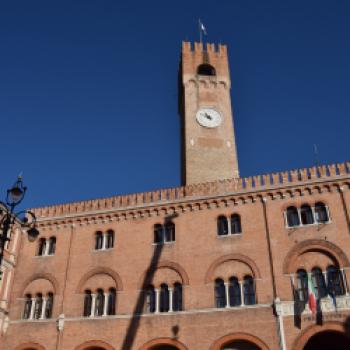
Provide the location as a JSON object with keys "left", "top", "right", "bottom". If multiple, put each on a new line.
{"left": 228, "top": 276, "right": 241, "bottom": 306}
{"left": 146, "top": 285, "right": 156, "bottom": 313}
{"left": 286, "top": 207, "right": 300, "bottom": 227}
{"left": 106, "top": 230, "right": 114, "bottom": 249}
{"left": 34, "top": 294, "right": 43, "bottom": 319}
{"left": 217, "top": 216, "right": 229, "bottom": 236}
{"left": 243, "top": 276, "right": 256, "bottom": 305}
{"left": 95, "top": 289, "right": 104, "bottom": 316}
{"left": 107, "top": 288, "right": 116, "bottom": 315}
{"left": 164, "top": 222, "right": 175, "bottom": 242}
{"left": 38, "top": 238, "right": 46, "bottom": 256}
{"left": 231, "top": 214, "right": 242, "bottom": 234}
{"left": 95, "top": 232, "right": 103, "bottom": 250}
{"left": 173, "top": 283, "right": 182, "bottom": 311}
{"left": 297, "top": 269, "right": 308, "bottom": 302}
{"left": 197, "top": 64, "right": 216, "bottom": 76}
{"left": 154, "top": 224, "right": 163, "bottom": 244}
{"left": 315, "top": 202, "right": 329, "bottom": 223}
{"left": 160, "top": 284, "right": 169, "bottom": 312}
{"left": 45, "top": 293, "right": 54, "bottom": 318}
{"left": 215, "top": 278, "right": 226, "bottom": 308}
{"left": 48, "top": 237, "right": 56, "bottom": 255}
{"left": 83, "top": 290, "right": 92, "bottom": 317}
{"left": 311, "top": 268, "right": 327, "bottom": 299}
{"left": 301, "top": 205, "right": 314, "bottom": 225}
{"left": 23, "top": 294, "right": 32, "bottom": 319}
{"left": 327, "top": 266, "right": 345, "bottom": 296}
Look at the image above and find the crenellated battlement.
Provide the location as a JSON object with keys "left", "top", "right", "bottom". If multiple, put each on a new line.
{"left": 32, "top": 162, "right": 350, "bottom": 219}
{"left": 182, "top": 41, "right": 227, "bottom": 56}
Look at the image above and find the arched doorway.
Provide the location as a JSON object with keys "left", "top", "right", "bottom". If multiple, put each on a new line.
{"left": 303, "top": 331, "right": 350, "bottom": 350}
{"left": 222, "top": 340, "right": 261, "bottom": 350}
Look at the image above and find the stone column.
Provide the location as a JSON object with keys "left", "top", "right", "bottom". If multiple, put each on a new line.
{"left": 225, "top": 282, "right": 230, "bottom": 308}
{"left": 155, "top": 289, "right": 160, "bottom": 313}
{"left": 91, "top": 294, "right": 96, "bottom": 317}
{"left": 102, "top": 234, "right": 107, "bottom": 250}
{"left": 44, "top": 240, "right": 50, "bottom": 256}
{"left": 29, "top": 298, "right": 36, "bottom": 320}
{"left": 169, "top": 288, "right": 173, "bottom": 312}
{"left": 240, "top": 282, "right": 244, "bottom": 306}
{"left": 40, "top": 298, "right": 47, "bottom": 319}
{"left": 103, "top": 292, "right": 108, "bottom": 316}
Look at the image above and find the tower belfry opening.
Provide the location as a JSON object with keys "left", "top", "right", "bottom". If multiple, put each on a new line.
{"left": 179, "top": 41, "right": 239, "bottom": 185}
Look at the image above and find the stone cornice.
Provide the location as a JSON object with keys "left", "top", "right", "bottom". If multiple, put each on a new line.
{"left": 33, "top": 162, "right": 350, "bottom": 229}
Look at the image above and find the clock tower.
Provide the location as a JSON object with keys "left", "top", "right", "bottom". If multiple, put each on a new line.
{"left": 179, "top": 41, "right": 239, "bottom": 185}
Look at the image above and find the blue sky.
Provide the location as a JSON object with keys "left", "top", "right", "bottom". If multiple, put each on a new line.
{"left": 1, "top": 0, "right": 350, "bottom": 209}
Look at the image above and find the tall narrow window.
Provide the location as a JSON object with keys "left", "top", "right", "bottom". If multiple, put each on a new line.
{"left": 217, "top": 216, "right": 229, "bottom": 236}
{"left": 23, "top": 294, "right": 32, "bottom": 319}
{"left": 83, "top": 290, "right": 92, "bottom": 317}
{"left": 228, "top": 276, "right": 241, "bottom": 307}
{"left": 173, "top": 283, "right": 183, "bottom": 311}
{"left": 45, "top": 293, "right": 54, "bottom": 318}
{"left": 48, "top": 237, "right": 56, "bottom": 255}
{"left": 300, "top": 205, "right": 314, "bottom": 225}
{"left": 243, "top": 276, "right": 256, "bottom": 305}
{"left": 297, "top": 269, "right": 308, "bottom": 301}
{"left": 95, "top": 289, "right": 104, "bottom": 316}
{"left": 231, "top": 214, "right": 242, "bottom": 234}
{"left": 145, "top": 285, "right": 156, "bottom": 313}
{"left": 107, "top": 288, "right": 116, "bottom": 315}
{"left": 311, "top": 267, "right": 327, "bottom": 299}
{"left": 106, "top": 230, "right": 114, "bottom": 249}
{"left": 34, "top": 294, "right": 43, "bottom": 319}
{"left": 154, "top": 224, "right": 163, "bottom": 244}
{"left": 160, "top": 284, "right": 169, "bottom": 312}
{"left": 95, "top": 231, "right": 103, "bottom": 250}
{"left": 37, "top": 238, "right": 46, "bottom": 256}
{"left": 315, "top": 202, "right": 329, "bottom": 223}
{"left": 286, "top": 207, "right": 300, "bottom": 227}
{"left": 215, "top": 278, "right": 226, "bottom": 308}
{"left": 164, "top": 222, "right": 175, "bottom": 242}
{"left": 327, "top": 266, "right": 345, "bottom": 296}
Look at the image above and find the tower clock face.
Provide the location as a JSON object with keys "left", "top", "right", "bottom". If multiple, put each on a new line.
{"left": 196, "top": 108, "right": 222, "bottom": 128}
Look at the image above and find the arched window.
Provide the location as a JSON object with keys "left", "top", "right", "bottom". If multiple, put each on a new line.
{"left": 228, "top": 276, "right": 241, "bottom": 307}
{"left": 215, "top": 278, "right": 226, "bottom": 308}
{"left": 230, "top": 214, "right": 242, "bottom": 234}
{"left": 23, "top": 294, "right": 32, "bottom": 319}
{"left": 154, "top": 224, "right": 163, "bottom": 244}
{"left": 173, "top": 283, "right": 183, "bottom": 311}
{"left": 45, "top": 293, "right": 54, "bottom": 318}
{"left": 217, "top": 216, "right": 229, "bottom": 236}
{"left": 300, "top": 204, "right": 314, "bottom": 225}
{"left": 106, "top": 230, "right": 114, "bottom": 249}
{"left": 48, "top": 237, "right": 56, "bottom": 255}
{"left": 160, "top": 284, "right": 169, "bottom": 312}
{"left": 327, "top": 266, "right": 345, "bottom": 296}
{"left": 37, "top": 238, "right": 46, "bottom": 256}
{"left": 145, "top": 285, "right": 156, "bottom": 313}
{"left": 197, "top": 64, "right": 216, "bottom": 76}
{"left": 315, "top": 202, "right": 329, "bottom": 223}
{"left": 95, "top": 231, "right": 103, "bottom": 250}
{"left": 34, "top": 294, "right": 43, "bottom": 319}
{"left": 286, "top": 206, "right": 300, "bottom": 227}
{"left": 297, "top": 269, "right": 308, "bottom": 301}
{"left": 95, "top": 289, "right": 105, "bottom": 316}
{"left": 83, "top": 290, "right": 92, "bottom": 317}
{"left": 243, "top": 276, "right": 256, "bottom": 305}
{"left": 107, "top": 288, "right": 116, "bottom": 315}
{"left": 164, "top": 222, "right": 175, "bottom": 242}
{"left": 311, "top": 267, "right": 327, "bottom": 299}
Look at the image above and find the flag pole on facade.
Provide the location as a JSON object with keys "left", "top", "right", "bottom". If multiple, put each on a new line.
{"left": 198, "top": 19, "right": 207, "bottom": 44}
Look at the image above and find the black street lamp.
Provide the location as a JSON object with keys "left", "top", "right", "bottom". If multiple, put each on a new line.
{"left": 0, "top": 176, "right": 39, "bottom": 279}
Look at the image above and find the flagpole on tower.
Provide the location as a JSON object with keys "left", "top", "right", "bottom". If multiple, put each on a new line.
{"left": 198, "top": 19, "right": 207, "bottom": 45}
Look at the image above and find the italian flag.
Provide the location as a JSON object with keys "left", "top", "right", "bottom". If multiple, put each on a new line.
{"left": 308, "top": 273, "right": 317, "bottom": 314}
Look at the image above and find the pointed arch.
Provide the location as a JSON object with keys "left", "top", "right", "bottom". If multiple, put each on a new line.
{"left": 76, "top": 267, "right": 123, "bottom": 293}
{"left": 283, "top": 239, "right": 350, "bottom": 274}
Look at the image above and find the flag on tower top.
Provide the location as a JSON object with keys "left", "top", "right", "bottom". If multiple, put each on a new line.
{"left": 199, "top": 19, "right": 207, "bottom": 35}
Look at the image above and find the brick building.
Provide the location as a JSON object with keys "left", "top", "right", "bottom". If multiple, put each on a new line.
{"left": 1, "top": 41, "right": 350, "bottom": 350}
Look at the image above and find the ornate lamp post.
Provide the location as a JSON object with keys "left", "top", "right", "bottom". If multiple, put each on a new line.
{"left": 0, "top": 176, "right": 39, "bottom": 279}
